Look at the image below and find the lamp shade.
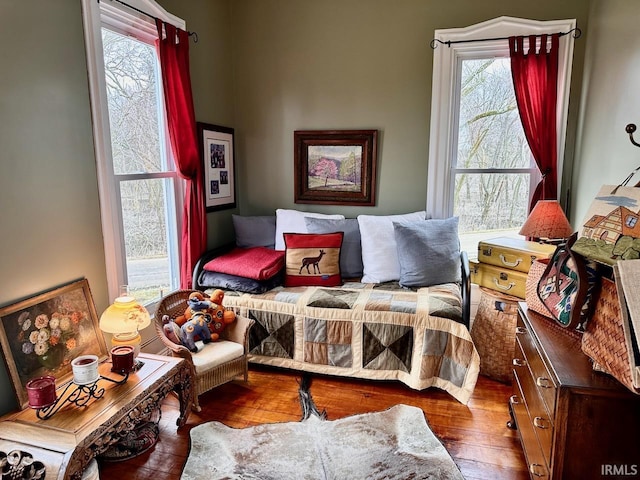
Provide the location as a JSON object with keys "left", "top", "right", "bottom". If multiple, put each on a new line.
{"left": 519, "top": 200, "right": 573, "bottom": 240}
{"left": 99, "top": 292, "right": 151, "bottom": 334}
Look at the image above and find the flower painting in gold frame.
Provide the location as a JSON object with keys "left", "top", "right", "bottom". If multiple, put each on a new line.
{"left": 294, "top": 130, "right": 378, "bottom": 206}
{"left": 0, "top": 278, "right": 108, "bottom": 409}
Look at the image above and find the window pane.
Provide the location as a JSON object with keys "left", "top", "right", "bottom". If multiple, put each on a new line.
{"left": 454, "top": 173, "right": 529, "bottom": 234}
{"left": 102, "top": 29, "right": 164, "bottom": 174}
{"left": 120, "top": 178, "right": 175, "bottom": 304}
{"left": 457, "top": 58, "right": 530, "bottom": 170}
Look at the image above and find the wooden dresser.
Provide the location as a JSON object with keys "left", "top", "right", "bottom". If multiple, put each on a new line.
{"left": 510, "top": 304, "right": 640, "bottom": 479}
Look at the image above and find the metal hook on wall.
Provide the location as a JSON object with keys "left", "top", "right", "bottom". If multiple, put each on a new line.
{"left": 626, "top": 123, "right": 640, "bottom": 148}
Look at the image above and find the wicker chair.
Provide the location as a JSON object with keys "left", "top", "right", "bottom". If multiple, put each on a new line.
{"left": 155, "top": 289, "right": 254, "bottom": 412}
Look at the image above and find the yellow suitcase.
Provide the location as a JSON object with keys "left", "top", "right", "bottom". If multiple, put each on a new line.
{"left": 470, "top": 261, "right": 529, "bottom": 299}
{"left": 477, "top": 237, "right": 556, "bottom": 274}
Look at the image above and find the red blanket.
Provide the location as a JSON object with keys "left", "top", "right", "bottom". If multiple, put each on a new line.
{"left": 203, "top": 247, "right": 285, "bottom": 281}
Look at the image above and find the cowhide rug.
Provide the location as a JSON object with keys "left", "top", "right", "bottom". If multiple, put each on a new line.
{"left": 181, "top": 376, "right": 463, "bottom": 480}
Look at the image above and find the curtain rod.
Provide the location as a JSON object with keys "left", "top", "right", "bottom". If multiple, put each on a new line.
{"left": 430, "top": 27, "right": 581, "bottom": 49}
{"left": 104, "top": 0, "right": 199, "bottom": 42}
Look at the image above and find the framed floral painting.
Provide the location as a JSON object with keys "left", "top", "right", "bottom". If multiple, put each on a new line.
{"left": 0, "top": 278, "right": 108, "bottom": 409}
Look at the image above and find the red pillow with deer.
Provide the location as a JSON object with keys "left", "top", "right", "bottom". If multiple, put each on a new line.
{"left": 283, "top": 232, "right": 343, "bottom": 287}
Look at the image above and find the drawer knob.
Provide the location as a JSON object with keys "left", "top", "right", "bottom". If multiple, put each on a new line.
{"left": 529, "top": 463, "right": 547, "bottom": 477}
{"left": 536, "top": 377, "right": 552, "bottom": 389}
{"left": 515, "top": 326, "right": 527, "bottom": 335}
{"left": 509, "top": 395, "right": 520, "bottom": 405}
{"left": 512, "top": 358, "right": 527, "bottom": 367}
{"left": 533, "top": 416, "right": 550, "bottom": 429}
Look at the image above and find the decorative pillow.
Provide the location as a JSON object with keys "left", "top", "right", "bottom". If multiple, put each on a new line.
{"left": 232, "top": 215, "right": 276, "bottom": 249}
{"left": 304, "top": 217, "right": 363, "bottom": 278}
{"left": 283, "top": 232, "right": 343, "bottom": 287}
{"left": 203, "top": 247, "right": 285, "bottom": 281}
{"left": 357, "top": 211, "right": 427, "bottom": 283}
{"left": 393, "top": 217, "right": 461, "bottom": 288}
{"left": 275, "top": 209, "right": 344, "bottom": 251}
{"left": 197, "top": 270, "right": 284, "bottom": 294}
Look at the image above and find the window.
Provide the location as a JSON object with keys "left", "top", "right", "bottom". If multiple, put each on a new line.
{"left": 427, "top": 17, "right": 576, "bottom": 258}
{"left": 82, "top": 0, "right": 185, "bottom": 304}
{"left": 625, "top": 215, "right": 638, "bottom": 228}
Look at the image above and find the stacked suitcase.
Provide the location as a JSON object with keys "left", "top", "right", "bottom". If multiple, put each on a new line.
{"left": 470, "top": 237, "right": 556, "bottom": 299}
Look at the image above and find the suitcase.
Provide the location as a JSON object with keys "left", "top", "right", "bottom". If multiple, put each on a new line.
{"left": 477, "top": 237, "right": 556, "bottom": 274}
{"left": 470, "top": 260, "right": 529, "bottom": 299}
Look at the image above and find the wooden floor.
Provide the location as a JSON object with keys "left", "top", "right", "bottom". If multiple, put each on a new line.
{"left": 98, "top": 366, "right": 528, "bottom": 479}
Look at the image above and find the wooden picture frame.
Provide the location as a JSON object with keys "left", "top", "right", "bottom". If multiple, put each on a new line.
{"left": 0, "top": 279, "right": 108, "bottom": 409}
{"left": 198, "top": 122, "right": 236, "bottom": 212}
{"left": 294, "top": 130, "right": 378, "bottom": 206}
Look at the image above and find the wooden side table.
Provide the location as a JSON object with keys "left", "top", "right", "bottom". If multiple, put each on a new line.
{"left": 470, "top": 287, "right": 520, "bottom": 383}
{"left": 0, "top": 353, "right": 193, "bottom": 480}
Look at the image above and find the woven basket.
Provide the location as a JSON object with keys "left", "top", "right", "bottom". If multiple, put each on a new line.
{"left": 471, "top": 288, "right": 520, "bottom": 383}
{"left": 581, "top": 277, "right": 637, "bottom": 393}
{"left": 525, "top": 258, "right": 552, "bottom": 318}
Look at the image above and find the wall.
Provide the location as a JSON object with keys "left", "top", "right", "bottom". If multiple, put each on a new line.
{"left": 230, "top": 0, "right": 590, "bottom": 219}
{"left": 571, "top": 0, "right": 640, "bottom": 225}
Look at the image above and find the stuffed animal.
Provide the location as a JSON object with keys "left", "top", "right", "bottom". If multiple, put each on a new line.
{"left": 164, "top": 291, "right": 236, "bottom": 351}
{"left": 207, "top": 289, "right": 237, "bottom": 340}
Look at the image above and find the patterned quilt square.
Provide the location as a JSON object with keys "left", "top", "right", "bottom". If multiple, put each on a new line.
{"left": 304, "top": 318, "right": 352, "bottom": 367}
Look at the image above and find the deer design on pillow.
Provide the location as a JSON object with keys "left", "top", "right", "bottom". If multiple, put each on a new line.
{"left": 299, "top": 249, "right": 325, "bottom": 274}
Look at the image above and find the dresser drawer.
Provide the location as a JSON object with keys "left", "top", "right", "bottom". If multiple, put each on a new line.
{"left": 470, "top": 261, "right": 528, "bottom": 299}
{"left": 515, "top": 315, "right": 557, "bottom": 417}
{"left": 510, "top": 373, "right": 550, "bottom": 479}
{"left": 513, "top": 340, "right": 553, "bottom": 467}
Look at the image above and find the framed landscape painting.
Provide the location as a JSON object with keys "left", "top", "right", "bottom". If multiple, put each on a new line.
{"left": 0, "top": 278, "right": 108, "bottom": 409}
{"left": 294, "top": 130, "right": 378, "bottom": 206}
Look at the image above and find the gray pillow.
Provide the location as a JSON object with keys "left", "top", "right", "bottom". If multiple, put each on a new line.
{"left": 232, "top": 215, "right": 276, "bottom": 249}
{"left": 304, "top": 217, "right": 363, "bottom": 278}
{"left": 393, "top": 217, "right": 461, "bottom": 287}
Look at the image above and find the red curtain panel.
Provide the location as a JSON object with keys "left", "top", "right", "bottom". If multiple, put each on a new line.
{"left": 509, "top": 34, "right": 560, "bottom": 211}
{"left": 156, "top": 19, "right": 207, "bottom": 289}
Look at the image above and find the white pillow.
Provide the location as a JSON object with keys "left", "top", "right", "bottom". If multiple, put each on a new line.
{"left": 357, "top": 211, "right": 427, "bottom": 283}
{"left": 275, "top": 209, "right": 344, "bottom": 250}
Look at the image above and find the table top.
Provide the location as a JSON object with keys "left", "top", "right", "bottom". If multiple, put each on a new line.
{"left": 0, "top": 353, "right": 183, "bottom": 453}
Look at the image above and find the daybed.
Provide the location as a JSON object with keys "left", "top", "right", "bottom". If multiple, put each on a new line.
{"left": 192, "top": 210, "right": 480, "bottom": 404}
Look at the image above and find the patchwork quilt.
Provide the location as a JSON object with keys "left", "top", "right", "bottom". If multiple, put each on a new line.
{"left": 215, "top": 281, "right": 479, "bottom": 404}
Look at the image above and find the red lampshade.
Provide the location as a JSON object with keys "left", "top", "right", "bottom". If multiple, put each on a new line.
{"left": 519, "top": 200, "right": 573, "bottom": 241}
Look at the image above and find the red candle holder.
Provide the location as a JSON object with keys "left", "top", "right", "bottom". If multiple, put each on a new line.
{"left": 110, "top": 345, "right": 135, "bottom": 373}
{"left": 26, "top": 376, "right": 57, "bottom": 409}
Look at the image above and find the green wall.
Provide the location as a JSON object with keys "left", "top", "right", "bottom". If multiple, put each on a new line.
{"left": 571, "top": 0, "right": 640, "bottom": 226}
{"left": 230, "top": 0, "right": 590, "bottom": 219}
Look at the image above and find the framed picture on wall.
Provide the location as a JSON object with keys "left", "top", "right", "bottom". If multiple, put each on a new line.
{"left": 294, "top": 130, "right": 378, "bottom": 206}
{"left": 0, "top": 279, "right": 108, "bottom": 409}
{"left": 198, "top": 123, "right": 236, "bottom": 212}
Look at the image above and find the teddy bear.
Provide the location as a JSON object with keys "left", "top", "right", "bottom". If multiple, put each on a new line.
{"left": 163, "top": 290, "right": 236, "bottom": 351}
{"left": 197, "top": 289, "right": 236, "bottom": 341}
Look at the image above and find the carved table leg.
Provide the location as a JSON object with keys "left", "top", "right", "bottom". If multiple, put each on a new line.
{"left": 174, "top": 361, "right": 194, "bottom": 427}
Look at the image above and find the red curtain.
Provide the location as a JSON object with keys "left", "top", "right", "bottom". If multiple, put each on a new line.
{"left": 509, "top": 34, "right": 560, "bottom": 211}
{"left": 156, "top": 19, "right": 207, "bottom": 289}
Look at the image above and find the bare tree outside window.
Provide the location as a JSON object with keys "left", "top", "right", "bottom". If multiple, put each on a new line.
{"left": 454, "top": 58, "right": 536, "bottom": 237}
{"left": 101, "top": 29, "right": 178, "bottom": 304}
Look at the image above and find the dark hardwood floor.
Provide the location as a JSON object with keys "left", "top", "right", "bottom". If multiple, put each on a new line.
{"left": 98, "top": 366, "right": 528, "bottom": 479}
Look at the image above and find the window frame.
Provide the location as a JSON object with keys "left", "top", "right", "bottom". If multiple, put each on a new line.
{"left": 81, "top": 0, "right": 186, "bottom": 303}
{"left": 427, "top": 16, "right": 576, "bottom": 219}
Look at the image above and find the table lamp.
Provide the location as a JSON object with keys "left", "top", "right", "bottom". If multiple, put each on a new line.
{"left": 518, "top": 200, "right": 573, "bottom": 244}
{"left": 99, "top": 286, "right": 151, "bottom": 367}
